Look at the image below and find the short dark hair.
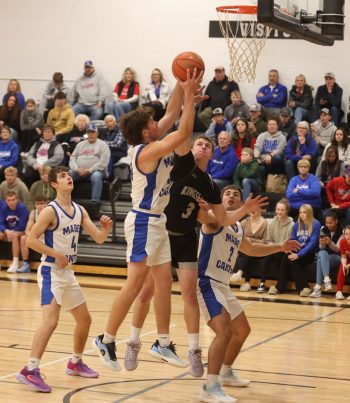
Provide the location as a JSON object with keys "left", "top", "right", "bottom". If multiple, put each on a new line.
{"left": 6, "top": 190, "right": 18, "bottom": 198}
{"left": 325, "top": 210, "right": 338, "bottom": 221}
{"left": 42, "top": 124, "right": 55, "bottom": 134}
{"left": 54, "top": 91, "right": 66, "bottom": 100}
{"left": 49, "top": 166, "right": 69, "bottom": 184}
{"left": 221, "top": 185, "right": 243, "bottom": 201}
{"left": 34, "top": 195, "right": 48, "bottom": 203}
{"left": 53, "top": 72, "right": 63, "bottom": 84}
{"left": 120, "top": 107, "right": 154, "bottom": 146}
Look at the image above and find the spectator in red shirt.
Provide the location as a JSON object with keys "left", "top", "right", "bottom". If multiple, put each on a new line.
{"left": 107, "top": 67, "right": 140, "bottom": 120}
{"left": 232, "top": 118, "right": 256, "bottom": 160}
{"left": 335, "top": 226, "right": 350, "bottom": 300}
{"left": 326, "top": 166, "right": 350, "bottom": 225}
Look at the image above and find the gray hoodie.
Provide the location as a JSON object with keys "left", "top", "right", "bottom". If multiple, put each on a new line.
{"left": 27, "top": 136, "right": 64, "bottom": 167}
{"left": 266, "top": 216, "right": 294, "bottom": 244}
{"left": 73, "top": 71, "right": 109, "bottom": 105}
{"left": 254, "top": 130, "right": 286, "bottom": 160}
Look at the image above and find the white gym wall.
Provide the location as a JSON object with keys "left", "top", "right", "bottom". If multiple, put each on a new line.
{"left": 0, "top": 0, "right": 349, "bottom": 113}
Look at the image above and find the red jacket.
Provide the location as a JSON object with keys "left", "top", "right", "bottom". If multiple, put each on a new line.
{"left": 326, "top": 176, "right": 350, "bottom": 209}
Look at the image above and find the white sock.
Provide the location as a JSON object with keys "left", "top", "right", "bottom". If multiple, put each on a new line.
{"left": 158, "top": 334, "right": 170, "bottom": 347}
{"left": 27, "top": 357, "right": 40, "bottom": 371}
{"left": 12, "top": 258, "right": 19, "bottom": 268}
{"left": 102, "top": 332, "right": 115, "bottom": 344}
{"left": 207, "top": 374, "right": 219, "bottom": 388}
{"left": 130, "top": 326, "right": 142, "bottom": 342}
{"left": 220, "top": 364, "right": 231, "bottom": 377}
{"left": 71, "top": 352, "right": 82, "bottom": 363}
{"left": 188, "top": 333, "right": 199, "bottom": 351}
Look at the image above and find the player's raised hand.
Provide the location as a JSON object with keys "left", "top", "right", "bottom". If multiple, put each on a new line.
{"left": 100, "top": 215, "right": 113, "bottom": 230}
{"left": 179, "top": 68, "right": 204, "bottom": 96}
{"left": 244, "top": 194, "right": 269, "bottom": 214}
{"left": 197, "top": 197, "right": 210, "bottom": 212}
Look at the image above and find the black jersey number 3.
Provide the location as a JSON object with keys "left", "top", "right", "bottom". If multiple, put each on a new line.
{"left": 181, "top": 202, "right": 196, "bottom": 219}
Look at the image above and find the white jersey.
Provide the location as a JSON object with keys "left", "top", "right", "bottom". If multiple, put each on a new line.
{"left": 129, "top": 144, "right": 173, "bottom": 214}
{"left": 198, "top": 222, "right": 243, "bottom": 285}
{"left": 41, "top": 200, "right": 83, "bottom": 267}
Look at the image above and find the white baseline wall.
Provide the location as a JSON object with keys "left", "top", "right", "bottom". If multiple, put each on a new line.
{"left": 0, "top": 0, "right": 349, "bottom": 113}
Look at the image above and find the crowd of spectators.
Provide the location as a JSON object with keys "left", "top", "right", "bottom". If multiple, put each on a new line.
{"left": 1, "top": 63, "right": 350, "bottom": 298}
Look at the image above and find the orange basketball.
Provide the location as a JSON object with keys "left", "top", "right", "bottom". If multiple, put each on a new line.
{"left": 172, "top": 51, "right": 205, "bottom": 81}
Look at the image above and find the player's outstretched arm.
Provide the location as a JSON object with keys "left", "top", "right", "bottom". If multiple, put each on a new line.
{"left": 158, "top": 83, "right": 184, "bottom": 134}
{"left": 139, "top": 69, "right": 203, "bottom": 164}
{"left": 81, "top": 208, "right": 112, "bottom": 244}
{"left": 239, "top": 236, "right": 301, "bottom": 257}
{"left": 209, "top": 194, "right": 268, "bottom": 228}
{"left": 26, "top": 206, "right": 68, "bottom": 269}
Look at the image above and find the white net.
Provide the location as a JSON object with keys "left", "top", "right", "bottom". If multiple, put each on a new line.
{"left": 217, "top": 6, "right": 269, "bottom": 83}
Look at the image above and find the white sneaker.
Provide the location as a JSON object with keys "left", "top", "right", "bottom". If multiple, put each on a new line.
{"left": 199, "top": 383, "right": 237, "bottom": 402}
{"left": 148, "top": 340, "right": 188, "bottom": 368}
{"left": 7, "top": 264, "right": 18, "bottom": 273}
{"left": 335, "top": 291, "right": 344, "bottom": 300}
{"left": 310, "top": 287, "right": 321, "bottom": 298}
{"left": 239, "top": 283, "right": 251, "bottom": 292}
{"left": 230, "top": 272, "right": 242, "bottom": 283}
{"left": 219, "top": 368, "right": 250, "bottom": 387}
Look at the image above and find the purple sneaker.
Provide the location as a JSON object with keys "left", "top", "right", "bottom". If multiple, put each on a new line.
{"left": 124, "top": 340, "right": 142, "bottom": 371}
{"left": 187, "top": 349, "right": 204, "bottom": 378}
{"left": 16, "top": 366, "right": 52, "bottom": 393}
{"left": 66, "top": 359, "right": 99, "bottom": 378}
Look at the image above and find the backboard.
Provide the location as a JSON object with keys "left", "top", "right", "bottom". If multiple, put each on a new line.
{"left": 257, "top": 0, "right": 345, "bottom": 46}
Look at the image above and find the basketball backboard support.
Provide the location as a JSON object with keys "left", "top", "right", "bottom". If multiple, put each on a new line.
{"left": 257, "top": 0, "right": 345, "bottom": 46}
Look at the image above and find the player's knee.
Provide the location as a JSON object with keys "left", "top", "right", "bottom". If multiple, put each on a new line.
{"left": 138, "top": 287, "right": 154, "bottom": 304}
{"left": 221, "top": 327, "right": 233, "bottom": 342}
{"left": 45, "top": 318, "right": 59, "bottom": 333}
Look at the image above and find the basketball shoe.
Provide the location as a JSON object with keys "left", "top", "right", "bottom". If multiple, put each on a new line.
{"left": 199, "top": 382, "right": 237, "bottom": 402}
{"left": 17, "top": 262, "right": 30, "bottom": 273}
{"left": 92, "top": 335, "right": 121, "bottom": 371}
{"left": 66, "top": 359, "right": 99, "bottom": 377}
{"left": 187, "top": 349, "right": 204, "bottom": 378}
{"left": 124, "top": 340, "right": 142, "bottom": 371}
{"left": 16, "top": 367, "right": 51, "bottom": 393}
{"left": 219, "top": 368, "right": 250, "bottom": 387}
{"left": 148, "top": 340, "right": 188, "bottom": 367}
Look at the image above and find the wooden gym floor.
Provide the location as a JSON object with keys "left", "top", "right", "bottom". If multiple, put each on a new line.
{"left": 0, "top": 270, "right": 349, "bottom": 402}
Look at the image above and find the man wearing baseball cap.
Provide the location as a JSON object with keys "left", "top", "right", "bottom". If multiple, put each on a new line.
{"left": 247, "top": 103, "right": 266, "bottom": 138}
{"left": 326, "top": 165, "right": 350, "bottom": 225}
{"left": 72, "top": 60, "right": 109, "bottom": 120}
{"left": 205, "top": 107, "right": 233, "bottom": 144}
{"left": 69, "top": 123, "right": 111, "bottom": 202}
{"left": 314, "top": 72, "right": 343, "bottom": 125}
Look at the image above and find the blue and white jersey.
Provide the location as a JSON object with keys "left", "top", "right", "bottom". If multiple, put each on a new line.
{"left": 41, "top": 200, "right": 83, "bottom": 266}
{"left": 198, "top": 222, "right": 243, "bottom": 285}
{"left": 129, "top": 144, "right": 173, "bottom": 214}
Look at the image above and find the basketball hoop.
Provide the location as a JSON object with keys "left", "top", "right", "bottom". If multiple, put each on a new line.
{"left": 216, "top": 5, "right": 268, "bottom": 83}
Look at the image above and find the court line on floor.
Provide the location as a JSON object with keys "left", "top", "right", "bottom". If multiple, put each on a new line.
{"left": 0, "top": 325, "right": 177, "bottom": 382}
{"left": 108, "top": 306, "right": 346, "bottom": 402}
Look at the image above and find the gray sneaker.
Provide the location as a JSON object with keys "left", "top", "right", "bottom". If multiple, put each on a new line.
{"left": 124, "top": 340, "right": 141, "bottom": 371}
{"left": 187, "top": 349, "right": 204, "bottom": 378}
{"left": 310, "top": 287, "right": 321, "bottom": 298}
{"left": 300, "top": 287, "right": 312, "bottom": 297}
{"left": 324, "top": 279, "right": 333, "bottom": 291}
{"left": 268, "top": 285, "right": 279, "bottom": 295}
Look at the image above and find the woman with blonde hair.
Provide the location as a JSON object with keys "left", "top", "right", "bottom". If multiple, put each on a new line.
{"left": 288, "top": 74, "right": 313, "bottom": 124}
{"left": 107, "top": 67, "right": 140, "bottom": 120}
{"left": 3, "top": 79, "right": 25, "bottom": 110}
{"left": 269, "top": 204, "right": 321, "bottom": 296}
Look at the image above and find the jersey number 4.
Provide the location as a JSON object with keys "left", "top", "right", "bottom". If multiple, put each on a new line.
{"left": 71, "top": 236, "right": 77, "bottom": 252}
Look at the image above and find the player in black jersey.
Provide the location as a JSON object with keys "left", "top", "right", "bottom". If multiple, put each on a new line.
{"left": 123, "top": 135, "right": 267, "bottom": 377}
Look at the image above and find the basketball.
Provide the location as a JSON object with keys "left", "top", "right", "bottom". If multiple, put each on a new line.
{"left": 172, "top": 51, "right": 205, "bottom": 81}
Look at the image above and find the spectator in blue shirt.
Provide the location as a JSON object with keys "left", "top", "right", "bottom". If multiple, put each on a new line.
{"left": 285, "top": 121, "right": 317, "bottom": 180}
{"left": 99, "top": 115, "right": 128, "bottom": 164}
{"left": 286, "top": 159, "right": 322, "bottom": 220}
{"left": 0, "top": 190, "right": 29, "bottom": 273}
{"left": 206, "top": 131, "right": 239, "bottom": 189}
{"left": 256, "top": 69, "right": 287, "bottom": 116}
{"left": 0, "top": 126, "right": 19, "bottom": 182}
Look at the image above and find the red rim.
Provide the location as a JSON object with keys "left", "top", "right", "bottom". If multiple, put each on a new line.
{"left": 216, "top": 5, "right": 257, "bottom": 14}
